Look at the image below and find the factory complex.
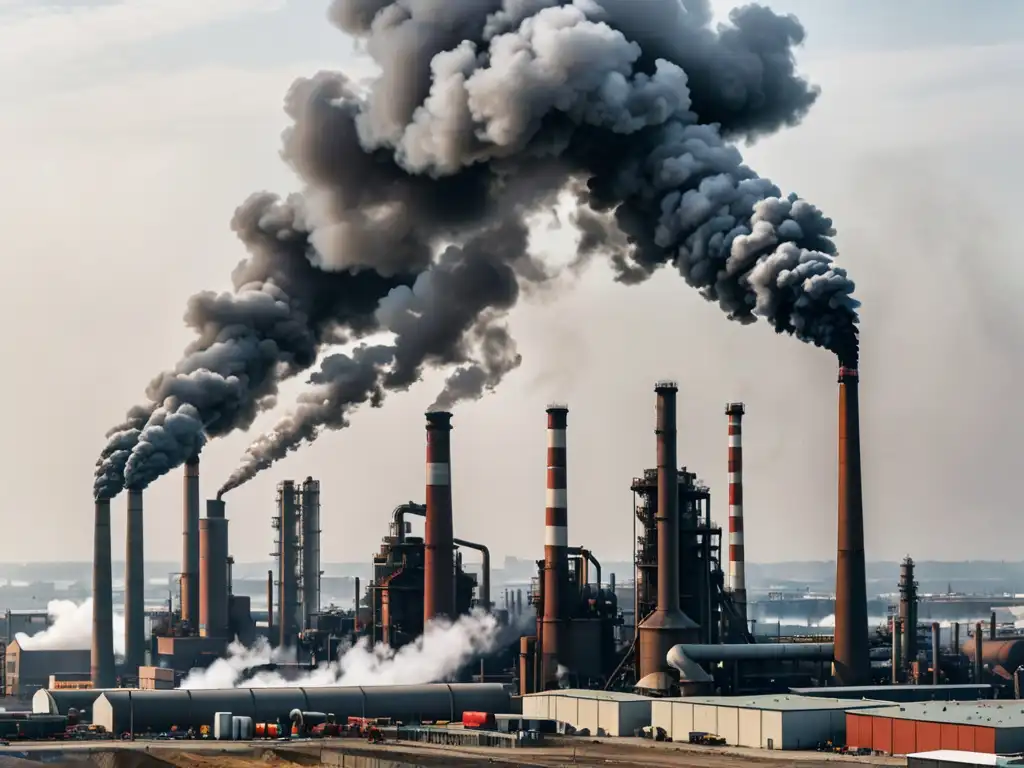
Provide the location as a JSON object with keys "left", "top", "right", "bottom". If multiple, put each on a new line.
{"left": 2, "top": 367, "right": 1024, "bottom": 767}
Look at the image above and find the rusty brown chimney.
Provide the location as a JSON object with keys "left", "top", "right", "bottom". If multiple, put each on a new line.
{"left": 200, "top": 499, "right": 229, "bottom": 639}
{"left": 541, "top": 405, "right": 569, "bottom": 687}
{"left": 424, "top": 411, "right": 455, "bottom": 623}
{"left": 833, "top": 362, "right": 870, "bottom": 685}
{"left": 124, "top": 488, "right": 145, "bottom": 675}
{"left": 91, "top": 498, "right": 115, "bottom": 688}
{"left": 638, "top": 382, "right": 698, "bottom": 681}
{"left": 181, "top": 454, "right": 201, "bottom": 630}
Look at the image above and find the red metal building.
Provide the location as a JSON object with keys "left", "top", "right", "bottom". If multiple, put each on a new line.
{"left": 847, "top": 701, "right": 1024, "bottom": 755}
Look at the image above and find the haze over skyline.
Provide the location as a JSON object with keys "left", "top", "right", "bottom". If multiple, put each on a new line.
{"left": 2, "top": 0, "right": 1022, "bottom": 564}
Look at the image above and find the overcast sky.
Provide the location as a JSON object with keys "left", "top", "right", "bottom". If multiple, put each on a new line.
{"left": 2, "top": 0, "right": 1022, "bottom": 568}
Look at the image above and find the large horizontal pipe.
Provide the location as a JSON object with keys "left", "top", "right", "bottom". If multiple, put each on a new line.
{"left": 669, "top": 643, "right": 834, "bottom": 664}
{"left": 568, "top": 546, "right": 601, "bottom": 589}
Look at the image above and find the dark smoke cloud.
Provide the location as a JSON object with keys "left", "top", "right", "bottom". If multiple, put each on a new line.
{"left": 99, "top": 0, "right": 859, "bottom": 498}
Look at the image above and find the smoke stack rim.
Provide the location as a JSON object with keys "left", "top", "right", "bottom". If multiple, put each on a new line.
{"left": 654, "top": 380, "right": 678, "bottom": 393}
{"left": 425, "top": 410, "right": 453, "bottom": 428}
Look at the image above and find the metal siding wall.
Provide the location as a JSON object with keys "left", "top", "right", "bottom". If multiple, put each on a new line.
{"left": 844, "top": 714, "right": 862, "bottom": 748}
{"left": 957, "top": 724, "right": 975, "bottom": 752}
{"left": 521, "top": 695, "right": 542, "bottom": 719}
{"left": 619, "top": 701, "right": 652, "bottom": 739}
{"left": 975, "top": 726, "right": 996, "bottom": 754}
{"left": 650, "top": 700, "right": 672, "bottom": 736}
{"left": 694, "top": 704, "right": 718, "bottom": 734}
{"left": 893, "top": 719, "right": 917, "bottom": 755}
{"left": 859, "top": 716, "right": 875, "bottom": 749}
{"left": 828, "top": 710, "right": 848, "bottom": 744}
{"left": 994, "top": 726, "right": 1024, "bottom": 754}
{"left": 916, "top": 721, "right": 941, "bottom": 753}
{"left": 578, "top": 698, "right": 598, "bottom": 735}
{"left": 556, "top": 696, "right": 577, "bottom": 727}
{"left": 940, "top": 723, "right": 958, "bottom": 750}
{"left": 718, "top": 707, "right": 739, "bottom": 745}
{"left": 737, "top": 706, "right": 761, "bottom": 748}
{"left": 761, "top": 710, "right": 783, "bottom": 749}
{"left": 872, "top": 716, "right": 893, "bottom": 754}
{"left": 673, "top": 701, "right": 694, "bottom": 742}
{"left": 781, "top": 710, "right": 826, "bottom": 750}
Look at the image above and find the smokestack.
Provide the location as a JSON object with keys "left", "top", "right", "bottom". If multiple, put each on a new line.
{"left": 516, "top": 589, "right": 523, "bottom": 616}
{"left": 199, "top": 499, "right": 229, "bottom": 638}
{"left": 266, "top": 569, "right": 274, "bottom": 640}
{"left": 932, "top": 622, "right": 941, "bottom": 685}
{"left": 638, "top": 382, "right": 699, "bottom": 681}
{"left": 725, "top": 402, "right": 747, "bottom": 622}
{"left": 300, "top": 477, "right": 321, "bottom": 628}
{"left": 354, "top": 576, "right": 361, "bottom": 629}
{"left": 424, "top": 411, "right": 455, "bottom": 623}
{"left": 975, "top": 622, "right": 984, "bottom": 682}
{"left": 542, "top": 405, "right": 569, "bottom": 686}
{"left": 276, "top": 480, "right": 300, "bottom": 646}
{"left": 953, "top": 622, "right": 960, "bottom": 656}
{"left": 891, "top": 617, "right": 902, "bottom": 684}
{"left": 181, "top": 454, "right": 201, "bottom": 629}
{"left": 899, "top": 556, "right": 918, "bottom": 668}
{"left": 990, "top": 612, "right": 997, "bottom": 640}
{"left": 124, "top": 489, "right": 145, "bottom": 675}
{"left": 833, "top": 364, "right": 870, "bottom": 685}
{"left": 91, "top": 499, "right": 115, "bottom": 688}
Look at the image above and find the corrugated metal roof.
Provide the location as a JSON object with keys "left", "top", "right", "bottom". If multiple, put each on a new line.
{"left": 522, "top": 689, "right": 650, "bottom": 703}
{"left": 658, "top": 694, "right": 892, "bottom": 712}
{"left": 863, "top": 701, "right": 1024, "bottom": 729}
{"left": 906, "top": 750, "right": 1024, "bottom": 766}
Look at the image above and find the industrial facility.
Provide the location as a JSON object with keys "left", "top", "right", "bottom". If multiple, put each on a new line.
{"left": 6, "top": 363, "right": 1024, "bottom": 761}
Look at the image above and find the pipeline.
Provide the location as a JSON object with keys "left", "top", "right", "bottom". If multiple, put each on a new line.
{"left": 567, "top": 547, "right": 601, "bottom": 591}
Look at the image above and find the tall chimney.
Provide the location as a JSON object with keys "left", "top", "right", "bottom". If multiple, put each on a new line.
{"left": 424, "top": 411, "right": 455, "bottom": 623}
{"left": 932, "top": 622, "right": 941, "bottom": 685}
{"left": 541, "top": 405, "right": 569, "bottom": 687}
{"left": 899, "top": 556, "right": 918, "bottom": 667}
{"left": 91, "top": 498, "right": 115, "bottom": 688}
{"left": 354, "top": 576, "right": 361, "bottom": 629}
{"left": 834, "top": 363, "right": 870, "bottom": 685}
{"left": 725, "top": 402, "right": 747, "bottom": 622}
{"left": 891, "top": 617, "right": 902, "bottom": 684}
{"left": 276, "top": 481, "right": 300, "bottom": 647}
{"left": 181, "top": 455, "right": 201, "bottom": 629}
{"left": 124, "top": 489, "right": 145, "bottom": 675}
{"left": 638, "top": 382, "right": 699, "bottom": 681}
{"left": 300, "top": 477, "right": 322, "bottom": 628}
{"left": 975, "top": 622, "right": 984, "bottom": 682}
{"left": 266, "top": 569, "right": 274, "bottom": 641}
{"left": 200, "top": 499, "right": 229, "bottom": 639}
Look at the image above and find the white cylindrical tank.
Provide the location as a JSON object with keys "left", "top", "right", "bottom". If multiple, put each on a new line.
{"left": 214, "top": 711, "right": 233, "bottom": 740}
{"left": 238, "top": 716, "right": 254, "bottom": 740}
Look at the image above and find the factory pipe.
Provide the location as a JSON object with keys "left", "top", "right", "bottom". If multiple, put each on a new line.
{"left": 953, "top": 622, "right": 960, "bottom": 656}
{"left": 266, "top": 569, "right": 274, "bottom": 640}
{"left": 124, "top": 489, "right": 145, "bottom": 675}
{"left": 638, "top": 382, "right": 699, "bottom": 681}
{"left": 199, "top": 499, "right": 229, "bottom": 639}
{"left": 354, "top": 577, "right": 361, "bottom": 626}
{"left": 300, "top": 477, "right": 321, "bottom": 627}
{"left": 670, "top": 643, "right": 834, "bottom": 663}
{"left": 542, "top": 404, "right": 570, "bottom": 687}
{"left": 932, "top": 622, "right": 941, "bottom": 685}
{"left": 991, "top": 612, "right": 997, "bottom": 640}
{"left": 975, "top": 622, "right": 984, "bottom": 682}
{"left": 892, "top": 617, "right": 902, "bottom": 684}
{"left": 424, "top": 411, "right": 455, "bottom": 624}
{"left": 725, "top": 402, "right": 747, "bottom": 622}
{"left": 181, "top": 455, "right": 201, "bottom": 630}
{"left": 833, "top": 363, "right": 871, "bottom": 685}
{"left": 91, "top": 498, "right": 115, "bottom": 688}
{"left": 567, "top": 547, "right": 601, "bottom": 591}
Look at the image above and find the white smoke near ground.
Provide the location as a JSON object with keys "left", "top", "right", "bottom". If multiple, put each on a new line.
{"left": 15, "top": 599, "right": 125, "bottom": 656}
{"left": 181, "top": 609, "right": 504, "bottom": 690}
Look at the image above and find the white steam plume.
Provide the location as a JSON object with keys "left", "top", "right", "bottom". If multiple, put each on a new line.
{"left": 15, "top": 599, "right": 125, "bottom": 656}
{"left": 181, "top": 609, "right": 503, "bottom": 689}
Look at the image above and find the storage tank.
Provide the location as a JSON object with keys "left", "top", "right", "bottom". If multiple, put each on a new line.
{"left": 32, "top": 689, "right": 116, "bottom": 718}
{"left": 214, "top": 711, "right": 233, "bottom": 740}
{"left": 92, "top": 683, "right": 510, "bottom": 734}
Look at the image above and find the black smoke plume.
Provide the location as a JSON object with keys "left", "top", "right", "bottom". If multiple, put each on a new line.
{"left": 98, "top": 0, "right": 860, "bottom": 499}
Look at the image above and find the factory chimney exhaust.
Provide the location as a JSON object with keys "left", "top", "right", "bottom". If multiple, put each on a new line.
{"left": 91, "top": 498, "right": 115, "bottom": 688}
{"left": 833, "top": 363, "right": 870, "bottom": 685}
{"left": 125, "top": 489, "right": 145, "bottom": 674}
{"left": 300, "top": 477, "right": 321, "bottom": 627}
{"left": 200, "top": 499, "right": 230, "bottom": 639}
{"left": 276, "top": 481, "right": 300, "bottom": 647}
{"left": 638, "top": 382, "right": 699, "bottom": 683}
{"left": 424, "top": 411, "right": 455, "bottom": 623}
{"left": 181, "top": 454, "right": 201, "bottom": 630}
{"left": 542, "top": 404, "right": 570, "bottom": 688}
{"left": 725, "top": 402, "right": 747, "bottom": 622}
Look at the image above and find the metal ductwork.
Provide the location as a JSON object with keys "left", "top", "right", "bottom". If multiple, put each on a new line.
{"left": 424, "top": 411, "right": 455, "bottom": 623}
{"left": 542, "top": 404, "right": 569, "bottom": 687}
{"left": 91, "top": 498, "right": 115, "bottom": 688}
{"left": 181, "top": 455, "right": 201, "bottom": 628}
{"left": 200, "top": 499, "right": 229, "bottom": 639}
{"left": 124, "top": 489, "right": 145, "bottom": 674}
{"left": 725, "top": 402, "right": 747, "bottom": 622}
{"left": 833, "top": 363, "right": 870, "bottom": 685}
{"left": 638, "top": 382, "right": 699, "bottom": 681}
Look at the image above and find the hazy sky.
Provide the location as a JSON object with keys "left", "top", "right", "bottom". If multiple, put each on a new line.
{"left": 3, "top": 0, "right": 1023, "bottom": 567}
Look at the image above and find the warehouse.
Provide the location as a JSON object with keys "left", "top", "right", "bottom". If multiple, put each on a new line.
{"left": 520, "top": 690, "right": 651, "bottom": 737}
{"left": 3, "top": 640, "right": 90, "bottom": 697}
{"left": 651, "top": 694, "right": 892, "bottom": 750}
{"left": 847, "top": 701, "right": 1024, "bottom": 756}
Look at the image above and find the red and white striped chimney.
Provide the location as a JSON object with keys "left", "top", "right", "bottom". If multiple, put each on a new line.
{"left": 542, "top": 405, "right": 569, "bottom": 688}
{"left": 725, "top": 402, "right": 747, "bottom": 621}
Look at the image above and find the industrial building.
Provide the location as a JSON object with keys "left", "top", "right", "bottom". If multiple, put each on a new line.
{"left": 650, "top": 694, "right": 891, "bottom": 749}
{"left": 907, "top": 751, "right": 1024, "bottom": 767}
{"left": 847, "top": 701, "right": 1024, "bottom": 755}
{"left": 3, "top": 640, "right": 89, "bottom": 698}
{"left": 520, "top": 690, "right": 652, "bottom": 737}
